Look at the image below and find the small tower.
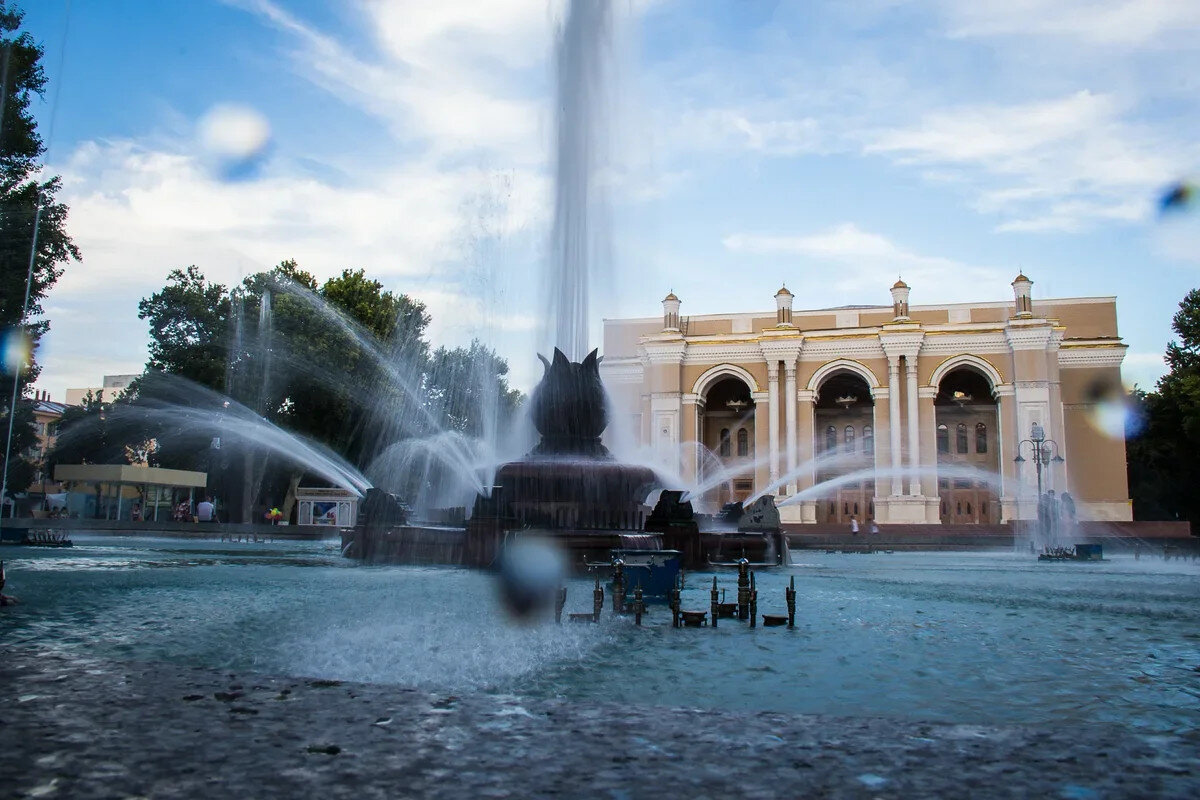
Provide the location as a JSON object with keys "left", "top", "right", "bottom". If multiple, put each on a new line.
{"left": 1012, "top": 272, "right": 1033, "bottom": 318}
{"left": 774, "top": 285, "right": 794, "bottom": 326}
{"left": 662, "top": 291, "right": 681, "bottom": 332}
{"left": 890, "top": 278, "right": 910, "bottom": 321}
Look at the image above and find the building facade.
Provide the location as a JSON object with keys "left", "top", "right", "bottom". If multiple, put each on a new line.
{"left": 65, "top": 374, "right": 139, "bottom": 407}
{"left": 600, "top": 276, "right": 1131, "bottom": 525}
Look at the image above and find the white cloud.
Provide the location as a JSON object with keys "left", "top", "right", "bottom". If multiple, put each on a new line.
{"left": 723, "top": 223, "right": 1008, "bottom": 300}
{"left": 1121, "top": 350, "right": 1167, "bottom": 389}
{"left": 864, "top": 91, "right": 1189, "bottom": 232}
{"left": 35, "top": 136, "right": 548, "bottom": 400}
{"left": 941, "top": 0, "right": 1200, "bottom": 47}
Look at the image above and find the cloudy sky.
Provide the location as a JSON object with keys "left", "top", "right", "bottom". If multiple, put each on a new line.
{"left": 20, "top": 0, "right": 1200, "bottom": 398}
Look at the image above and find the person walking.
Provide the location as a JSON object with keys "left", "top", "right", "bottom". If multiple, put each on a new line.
{"left": 849, "top": 516, "right": 859, "bottom": 535}
{"left": 868, "top": 518, "right": 879, "bottom": 535}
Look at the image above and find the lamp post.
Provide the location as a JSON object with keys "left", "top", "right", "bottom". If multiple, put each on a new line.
{"left": 1014, "top": 423, "right": 1065, "bottom": 545}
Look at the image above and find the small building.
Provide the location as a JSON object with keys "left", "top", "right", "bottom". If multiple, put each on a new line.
{"left": 28, "top": 390, "right": 67, "bottom": 494}
{"left": 296, "top": 487, "right": 358, "bottom": 527}
{"left": 54, "top": 464, "right": 208, "bottom": 521}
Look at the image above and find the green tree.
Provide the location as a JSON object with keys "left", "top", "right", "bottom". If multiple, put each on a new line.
{"left": 1127, "top": 289, "right": 1200, "bottom": 527}
{"left": 47, "top": 390, "right": 118, "bottom": 467}
{"left": 137, "top": 266, "right": 232, "bottom": 392}
{"left": 426, "top": 340, "right": 523, "bottom": 437}
{"left": 0, "top": 2, "right": 80, "bottom": 496}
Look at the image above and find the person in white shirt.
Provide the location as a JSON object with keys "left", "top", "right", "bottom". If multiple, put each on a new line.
{"left": 196, "top": 498, "right": 215, "bottom": 522}
{"left": 849, "top": 516, "right": 859, "bottom": 534}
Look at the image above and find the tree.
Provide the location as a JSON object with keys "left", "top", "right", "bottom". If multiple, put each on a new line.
{"left": 0, "top": 3, "right": 80, "bottom": 496}
{"left": 1126, "top": 289, "right": 1200, "bottom": 527}
{"left": 426, "top": 340, "right": 523, "bottom": 437}
{"left": 137, "top": 266, "right": 232, "bottom": 392}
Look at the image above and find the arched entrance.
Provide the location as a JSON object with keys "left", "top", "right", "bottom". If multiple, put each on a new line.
{"left": 700, "top": 377, "right": 756, "bottom": 507}
{"left": 935, "top": 366, "right": 1000, "bottom": 524}
{"left": 814, "top": 371, "right": 875, "bottom": 524}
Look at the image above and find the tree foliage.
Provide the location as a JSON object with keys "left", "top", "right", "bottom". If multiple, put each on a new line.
{"left": 132, "top": 261, "right": 522, "bottom": 519}
{"left": 137, "top": 266, "right": 232, "bottom": 392}
{"left": 0, "top": 3, "right": 79, "bottom": 495}
{"left": 1127, "top": 289, "right": 1200, "bottom": 527}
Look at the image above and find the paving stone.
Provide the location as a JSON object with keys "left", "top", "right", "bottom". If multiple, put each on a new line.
{"left": 0, "top": 646, "right": 1196, "bottom": 799}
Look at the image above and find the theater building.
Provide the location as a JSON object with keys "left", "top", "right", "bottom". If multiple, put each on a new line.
{"left": 600, "top": 275, "right": 1132, "bottom": 525}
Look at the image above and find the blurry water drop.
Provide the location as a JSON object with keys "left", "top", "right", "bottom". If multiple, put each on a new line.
{"left": 1, "top": 328, "right": 32, "bottom": 375}
{"left": 1084, "top": 378, "right": 1139, "bottom": 439}
{"left": 198, "top": 103, "right": 272, "bottom": 180}
{"left": 496, "top": 537, "right": 566, "bottom": 621}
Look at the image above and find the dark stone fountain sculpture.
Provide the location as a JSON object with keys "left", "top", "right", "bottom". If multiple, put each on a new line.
{"left": 465, "top": 349, "right": 660, "bottom": 565}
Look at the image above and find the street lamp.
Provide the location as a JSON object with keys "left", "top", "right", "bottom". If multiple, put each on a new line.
{"left": 1014, "top": 423, "right": 1065, "bottom": 545}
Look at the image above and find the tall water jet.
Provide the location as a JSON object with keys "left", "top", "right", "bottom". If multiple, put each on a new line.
{"left": 545, "top": 0, "right": 612, "bottom": 361}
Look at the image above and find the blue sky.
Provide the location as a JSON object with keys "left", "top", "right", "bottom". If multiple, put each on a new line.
{"left": 19, "top": 0, "right": 1200, "bottom": 398}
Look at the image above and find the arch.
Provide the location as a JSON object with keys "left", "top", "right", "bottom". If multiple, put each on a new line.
{"left": 692, "top": 363, "right": 760, "bottom": 396}
{"left": 806, "top": 358, "right": 881, "bottom": 393}
{"left": 928, "top": 354, "right": 1003, "bottom": 392}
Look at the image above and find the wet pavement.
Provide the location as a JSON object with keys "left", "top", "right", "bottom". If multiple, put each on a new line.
{"left": 2, "top": 646, "right": 1197, "bottom": 799}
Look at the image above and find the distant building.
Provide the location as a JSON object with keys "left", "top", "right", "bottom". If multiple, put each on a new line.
{"left": 26, "top": 390, "right": 68, "bottom": 493}
{"left": 65, "top": 374, "right": 139, "bottom": 406}
{"left": 601, "top": 274, "right": 1131, "bottom": 525}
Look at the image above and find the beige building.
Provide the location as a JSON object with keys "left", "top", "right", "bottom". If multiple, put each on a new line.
{"left": 65, "top": 374, "right": 139, "bottom": 407}
{"left": 600, "top": 275, "right": 1131, "bottom": 525}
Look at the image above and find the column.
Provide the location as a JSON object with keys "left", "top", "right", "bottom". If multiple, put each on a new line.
{"left": 785, "top": 359, "right": 798, "bottom": 495}
{"left": 888, "top": 357, "right": 903, "bottom": 496}
{"left": 906, "top": 358, "right": 921, "bottom": 496}
{"left": 767, "top": 361, "right": 780, "bottom": 487}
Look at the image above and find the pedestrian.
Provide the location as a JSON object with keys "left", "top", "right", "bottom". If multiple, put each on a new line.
{"left": 1060, "top": 492, "right": 1076, "bottom": 524}
{"left": 868, "top": 518, "right": 879, "bottom": 535}
{"left": 197, "top": 496, "right": 215, "bottom": 522}
{"left": 849, "top": 516, "right": 859, "bottom": 535}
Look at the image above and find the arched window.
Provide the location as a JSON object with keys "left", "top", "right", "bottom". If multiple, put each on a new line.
{"left": 956, "top": 423, "right": 968, "bottom": 454}
{"left": 844, "top": 425, "right": 855, "bottom": 452}
{"left": 937, "top": 424, "right": 949, "bottom": 454}
{"left": 825, "top": 425, "right": 837, "bottom": 453}
{"left": 719, "top": 428, "right": 730, "bottom": 457}
{"left": 975, "top": 422, "right": 988, "bottom": 454}
{"left": 863, "top": 425, "right": 874, "bottom": 456}
{"left": 737, "top": 428, "right": 749, "bottom": 457}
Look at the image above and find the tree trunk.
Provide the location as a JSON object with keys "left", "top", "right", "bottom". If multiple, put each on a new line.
{"left": 281, "top": 472, "right": 302, "bottom": 523}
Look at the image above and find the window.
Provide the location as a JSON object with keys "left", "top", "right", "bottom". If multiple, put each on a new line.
{"left": 937, "top": 424, "right": 949, "bottom": 454}
{"left": 719, "top": 428, "right": 730, "bottom": 457}
{"left": 737, "top": 428, "right": 749, "bottom": 457}
{"left": 863, "top": 425, "right": 874, "bottom": 456}
{"left": 956, "top": 422, "right": 968, "bottom": 454}
{"left": 975, "top": 422, "right": 988, "bottom": 454}
{"left": 825, "top": 425, "right": 837, "bottom": 453}
{"left": 844, "top": 425, "right": 855, "bottom": 452}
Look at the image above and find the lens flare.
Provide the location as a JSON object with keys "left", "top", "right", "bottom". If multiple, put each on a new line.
{"left": 1, "top": 328, "right": 32, "bottom": 376}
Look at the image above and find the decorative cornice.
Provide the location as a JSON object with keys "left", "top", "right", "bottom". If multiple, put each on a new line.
{"left": 801, "top": 337, "right": 886, "bottom": 361}
{"left": 917, "top": 387, "right": 939, "bottom": 399}
{"left": 919, "top": 331, "right": 1009, "bottom": 356}
{"left": 879, "top": 330, "right": 924, "bottom": 359}
{"left": 681, "top": 343, "right": 764, "bottom": 365}
{"left": 1058, "top": 344, "right": 1127, "bottom": 368}
{"left": 598, "top": 358, "right": 643, "bottom": 383}
{"left": 760, "top": 339, "right": 803, "bottom": 362}
{"left": 1004, "top": 320, "right": 1056, "bottom": 350}
{"left": 641, "top": 340, "right": 687, "bottom": 364}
